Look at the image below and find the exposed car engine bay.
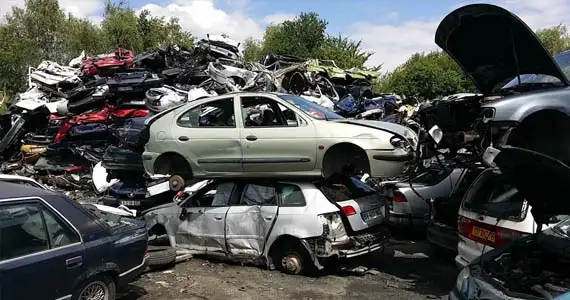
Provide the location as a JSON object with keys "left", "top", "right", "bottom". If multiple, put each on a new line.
{"left": 483, "top": 236, "right": 570, "bottom": 299}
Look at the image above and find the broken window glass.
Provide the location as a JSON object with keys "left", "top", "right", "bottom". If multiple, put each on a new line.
{"left": 279, "top": 184, "right": 306, "bottom": 206}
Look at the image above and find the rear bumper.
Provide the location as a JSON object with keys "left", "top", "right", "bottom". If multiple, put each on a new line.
{"left": 141, "top": 151, "right": 159, "bottom": 176}
{"left": 388, "top": 210, "right": 426, "bottom": 227}
{"left": 426, "top": 221, "right": 458, "bottom": 252}
{"left": 117, "top": 254, "right": 149, "bottom": 287}
{"left": 312, "top": 226, "right": 391, "bottom": 259}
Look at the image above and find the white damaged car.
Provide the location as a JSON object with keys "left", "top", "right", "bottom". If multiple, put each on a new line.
{"left": 142, "top": 175, "right": 390, "bottom": 274}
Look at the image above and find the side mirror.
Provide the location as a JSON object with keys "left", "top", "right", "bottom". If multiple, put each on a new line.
{"left": 428, "top": 125, "right": 443, "bottom": 145}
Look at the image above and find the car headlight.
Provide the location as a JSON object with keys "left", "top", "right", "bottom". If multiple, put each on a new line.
{"left": 455, "top": 267, "right": 471, "bottom": 296}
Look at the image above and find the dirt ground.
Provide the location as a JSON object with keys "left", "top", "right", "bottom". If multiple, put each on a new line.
{"left": 120, "top": 237, "right": 458, "bottom": 300}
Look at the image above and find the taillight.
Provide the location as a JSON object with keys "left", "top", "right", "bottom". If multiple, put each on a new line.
{"left": 341, "top": 205, "right": 357, "bottom": 216}
{"left": 392, "top": 193, "right": 407, "bottom": 203}
{"left": 458, "top": 216, "right": 528, "bottom": 248}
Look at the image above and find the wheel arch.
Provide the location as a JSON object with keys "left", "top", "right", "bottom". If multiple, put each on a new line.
{"left": 321, "top": 142, "right": 370, "bottom": 177}
{"left": 153, "top": 151, "right": 193, "bottom": 178}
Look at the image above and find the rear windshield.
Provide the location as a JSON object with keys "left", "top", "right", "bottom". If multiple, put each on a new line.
{"left": 318, "top": 176, "right": 377, "bottom": 202}
{"left": 462, "top": 168, "right": 527, "bottom": 221}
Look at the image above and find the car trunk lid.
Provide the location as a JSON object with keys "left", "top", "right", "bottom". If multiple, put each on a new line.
{"left": 318, "top": 175, "right": 388, "bottom": 232}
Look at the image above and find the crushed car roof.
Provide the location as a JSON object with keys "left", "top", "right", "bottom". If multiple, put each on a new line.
{"left": 435, "top": 3, "right": 569, "bottom": 94}
{"left": 491, "top": 146, "right": 570, "bottom": 224}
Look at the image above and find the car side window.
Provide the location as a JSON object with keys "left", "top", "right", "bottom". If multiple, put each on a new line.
{"left": 177, "top": 98, "right": 235, "bottom": 128}
{"left": 0, "top": 202, "right": 81, "bottom": 262}
{"left": 278, "top": 184, "right": 306, "bottom": 206}
{"left": 241, "top": 96, "right": 290, "bottom": 128}
{"left": 187, "top": 182, "right": 235, "bottom": 207}
{"left": 41, "top": 206, "right": 80, "bottom": 248}
{"left": 239, "top": 184, "right": 277, "bottom": 205}
{"left": 1, "top": 203, "right": 49, "bottom": 261}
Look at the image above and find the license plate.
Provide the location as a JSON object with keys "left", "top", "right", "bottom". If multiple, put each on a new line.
{"left": 362, "top": 207, "right": 383, "bottom": 222}
{"left": 121, "top": 200, "right": 141, "bottom": 206}
{"left": 117, "top": 86, "right": 133, "bottom": 91}
{"left": 472, "top": 226, "right": 495, "bottom": 242}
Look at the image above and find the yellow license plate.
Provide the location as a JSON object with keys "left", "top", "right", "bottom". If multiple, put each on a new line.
{"left": 472, "top": 226, "right": 496, "bottom": 242}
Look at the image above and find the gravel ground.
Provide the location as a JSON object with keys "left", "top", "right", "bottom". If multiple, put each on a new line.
{"left": 120, "top": 237, "right": 458, "bottom": 300}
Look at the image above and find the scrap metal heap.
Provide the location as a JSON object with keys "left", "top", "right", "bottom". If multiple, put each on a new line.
{"left": 0, "top": 34, "right": 404, "bottom": 210}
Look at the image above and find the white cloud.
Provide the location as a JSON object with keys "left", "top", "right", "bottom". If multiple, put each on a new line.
{"left": 262, "top": 13, "right": 295, "bottom": 25}
{"left": 0, "top": 0, "right": 102, "bottom": 23}
{"left": 349, "top": 0, "right": 570, "bottom": 72}
{"left": 138, "top": 0, "right": 264, "bottom": 42}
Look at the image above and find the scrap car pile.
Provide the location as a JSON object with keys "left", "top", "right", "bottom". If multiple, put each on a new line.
{"left": 4, "top": 3, "right": 570, "bottom": 300}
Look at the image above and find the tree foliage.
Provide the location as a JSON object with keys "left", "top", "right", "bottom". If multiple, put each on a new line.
{"left": 0, "top": 0, "right": 194, "bottom": 96}
{"left": 243, "top": 12, "right": 373, "bottom": 69}
{"left": 535, "top": 24, "right": 570, "bottom": 56}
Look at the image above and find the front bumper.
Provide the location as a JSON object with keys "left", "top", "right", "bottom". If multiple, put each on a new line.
{"left": 100, "top": 195, "right": 165, "bottom": 213}
{"left": 426, "top": 221, "right": 458, "bottom": 252}
{"left": 367, "top": 149, "right": 415, "bottom": 178}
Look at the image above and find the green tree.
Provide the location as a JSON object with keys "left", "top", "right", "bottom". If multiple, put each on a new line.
{"left": 101, "top": 1, "right": 143, "bottom": 52}
{"left": 535, "top": 24, "right": 570, "bottom": 56}
{"left": 378, "top": 51, "right": 475, "bottom": 99}
{"left": 314, "top": 35, "right": 373, "bottom": 69}
{"left": 262, "top": 12, "right": 327, "bottom": 57}
{"left": 242, "top": 38, "right": 263, "bottom": 62}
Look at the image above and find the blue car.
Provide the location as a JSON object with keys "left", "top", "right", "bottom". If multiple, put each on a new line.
{"left": 0, "top": 181, "right": 149, "bottom": 300}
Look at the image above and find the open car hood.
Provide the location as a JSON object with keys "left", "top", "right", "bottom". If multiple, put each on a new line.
{"left": 435, "top": 4, "right": 569, "bottom": 94}
{"left": 488, "top": 146, "right": 570, "bottom": 224}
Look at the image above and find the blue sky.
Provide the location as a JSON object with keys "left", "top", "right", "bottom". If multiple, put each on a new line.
{"left": 2, "top": 0, "right": 569, "bottom": 71}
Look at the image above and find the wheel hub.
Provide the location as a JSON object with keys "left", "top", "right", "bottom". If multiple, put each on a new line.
{"left": 282, "top": 254, "right": 302, "bottom": 274}
{"left": 169, "top": 175, "right": 185, "bottom": 192}
{"left": 79, "top": 281, "right": 108, "bottom": 300}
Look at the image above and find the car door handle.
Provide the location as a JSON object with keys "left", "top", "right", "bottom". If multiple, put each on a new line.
{"left": 66, "top": 256, "right": 83, "bottom": 269}
{"left": 264, "top": 216, "right": 273, "bottom": 221}
{"left": 214, "top": 216, "right": 223, "bottom": 220}
{"left": 178, "top": 136, "right": 190, "bottom": 141}
{"left": 246, "top": 135, "right": 257, "bottom": 141}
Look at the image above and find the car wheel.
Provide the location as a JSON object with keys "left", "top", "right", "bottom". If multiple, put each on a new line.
{"left": 272, "top": 242, "right": 314, "bottom": 275}
{"left": 169, "top": 175, "right": 185, "bottom": 192}
{"left": 147, "top": 245, "right": 177, "bottom": 269}
{"left": 72, "top": 275, "right": 116, "bottom": 300}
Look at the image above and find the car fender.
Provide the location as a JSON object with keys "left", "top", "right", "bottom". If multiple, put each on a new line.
{"left": 75, "top": 262, "right": 120, "bottom": 288}
{"left": 483, "top": 88, "right": 570, "bottom": 122}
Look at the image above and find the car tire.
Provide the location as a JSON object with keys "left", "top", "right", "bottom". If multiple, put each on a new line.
{"left": 272, "top": 242, "right": 315, "bottom": 275}
{"left": 147, "top": 245, "right": 177, "bottom": 268}
{"left": 72, "top": 275, "right": 116, "bottom": 300}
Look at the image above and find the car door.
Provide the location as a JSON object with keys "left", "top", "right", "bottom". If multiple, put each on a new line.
{"left": 225, "top": 183, "right": 279, "bottom": 258}
{"left": 171, "top": 96, "right": 243, "bottom": 173}
{"left": 175, "top": 181, "right": 237, "bottom": 255}
{"left": 239, "top": 95, "right": 317, "bottom": 173}
{"left": 0, "top": 200, "right": 84, "bottom": 300}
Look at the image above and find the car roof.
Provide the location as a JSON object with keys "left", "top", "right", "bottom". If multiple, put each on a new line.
{"left": 0, "top": 181, "right": 58, "bottom": 201}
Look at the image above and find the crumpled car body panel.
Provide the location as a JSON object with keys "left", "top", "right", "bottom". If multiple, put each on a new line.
{"left": 102, "top": 146, "right": 144, "bottom": 172}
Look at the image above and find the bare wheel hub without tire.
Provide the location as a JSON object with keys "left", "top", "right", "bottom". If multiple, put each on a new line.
{"left": 79, "top": 281, "right": 109, "bottom": 300}
{"left": 169, "top": 175, "right": 185, "bottom": 192}
{"left": 282, "top": 253, "right": 302, "bottom": 274}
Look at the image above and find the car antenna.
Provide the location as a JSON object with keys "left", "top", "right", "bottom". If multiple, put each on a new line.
{"left": 510, "top": 26, "right": 522, "bottom": 86}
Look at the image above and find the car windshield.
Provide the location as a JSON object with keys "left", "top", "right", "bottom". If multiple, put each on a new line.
{"left": 502, "top": 51, "right": 570, "bottom": 89}
{"left": 278, "top": 94, "right": 344, "bottom": 120}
